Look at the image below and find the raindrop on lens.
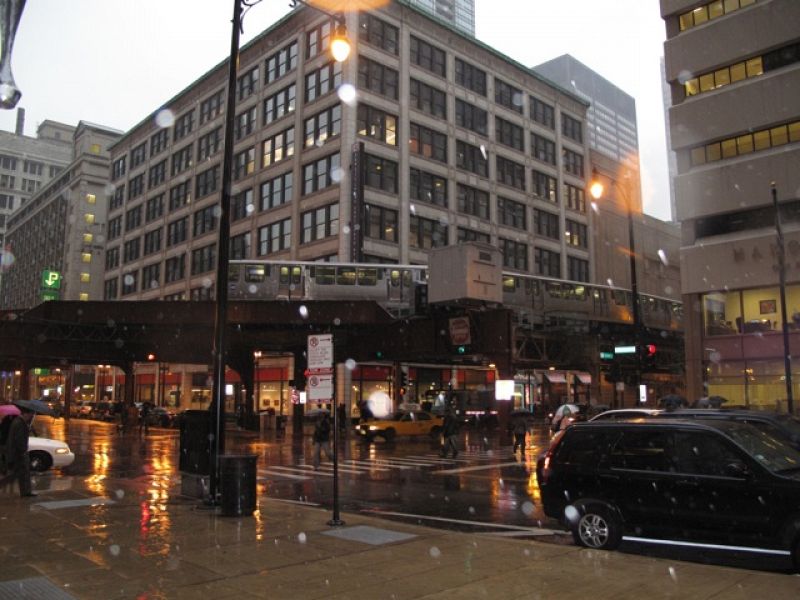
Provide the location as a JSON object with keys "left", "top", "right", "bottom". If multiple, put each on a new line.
{"left": 337, "top": 83, "right": 357, "bottom": 105}
{"left": 330, "top": 167, "right": 343, "bottom": 183}
{"left": 123, "top": 274, "right": 135, "bottom": 286}
{"left": 333, "top": 317, "right": 341, "bottom": 326}
{"left": 342, "top": 225, "right": 351, "bottom": 234}
{"left": 521, "top": 501, "right": 534, "bottom": 516}
{"left": 479, "top": 144, "right": 487, "bottom": 160}
{"left": 109, "top": 544, "right": 120, "bottom": 557}
{"left": 299, "top": 305, "right": 309, "bottom": 319}
{"left": 155, "top": 108, "right": 175, "bottom": 128}
{"left": 213, "top": 206, "right": 222, "bottom": 218}
{"left": 564, "top": 505, "right": 579, "bottom": 524}
{"left": 298, "top": 532, "right": 307, "bottom": 543}
{"left": 248, "top": 284, "right": 257, "bottom": 294}
{"left": 429, "top": 546, "right": 441, "bottom": 558}
{"left": 345, "top": 359, "right": 357, "bottom": 371}
{"left": 202, "top": 278, "right": 212, "bottom": 289}
{"left": 657, "top": 249, "right": 669, "bottom": 266}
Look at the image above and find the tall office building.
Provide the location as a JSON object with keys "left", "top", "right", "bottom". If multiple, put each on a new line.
{"left": 661, "top": 0, "right": 800, "bottom": 407}
{"left": 406, "top": 0, "right": 475, "bottom": 36}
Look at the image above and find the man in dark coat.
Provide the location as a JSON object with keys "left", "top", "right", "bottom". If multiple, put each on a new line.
{"left": 312, "top": 412, "right": 333, "bottom": 470}
{"left": 440, "top": 409, "right": 460, "bottom": 458}
{"left": 3, "top": 408, "right": 36, "bottom": 497}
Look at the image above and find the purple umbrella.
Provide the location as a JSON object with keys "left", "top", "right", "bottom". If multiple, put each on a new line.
{"left": 0, "top": 404, "right": 21, "bottom": 417}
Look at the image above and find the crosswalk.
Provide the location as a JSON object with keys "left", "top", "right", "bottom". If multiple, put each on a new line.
{"left": 258, "top": 449, "right": 520, "bottom": 482}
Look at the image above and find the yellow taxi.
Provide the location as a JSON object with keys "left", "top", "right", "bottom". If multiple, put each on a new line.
{"left": 355, "top": 411, "right": 444, "bottom": 442}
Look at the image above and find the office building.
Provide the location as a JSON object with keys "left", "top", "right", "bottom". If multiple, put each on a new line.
{"left": 406, "top": 0, "right": 475, "bottom": 36}
{"left": 661, "top": 0, "right": 800, "bottom": 407}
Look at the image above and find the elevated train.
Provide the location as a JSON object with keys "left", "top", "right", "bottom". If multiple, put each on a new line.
{"left": 228, "top": 259, "right": 682, "bottom": 331}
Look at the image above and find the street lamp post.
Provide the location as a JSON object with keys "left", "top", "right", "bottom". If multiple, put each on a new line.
{"left": 208, "top": 0, "right": 351, "bottom": 504}
{"left": 590, "top": 168, "right": 643, "bottom": 405}
{"left": 772, "top": 182, "right": 794, "bottom": 415}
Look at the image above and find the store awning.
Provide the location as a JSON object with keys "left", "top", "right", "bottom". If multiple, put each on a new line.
{"left": 573, "top": 372, "right": 592, "bottom": 385}
{"left": 544, "top": 371, "right": 567, "bottom": 383}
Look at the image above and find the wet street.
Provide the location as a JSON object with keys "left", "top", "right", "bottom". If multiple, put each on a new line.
{"left": 31, "top": 416, "right": 561, "bottom": 537}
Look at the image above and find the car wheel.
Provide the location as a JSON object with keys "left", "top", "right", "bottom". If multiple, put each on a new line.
{"left": 383, "top": 428, "right": 396, "bottom": 442}
{"left": 29, "top": 450, "right": 52, "bottom": 472}
{"left": 571, "top": 504, "right": 622, "bottom": 550}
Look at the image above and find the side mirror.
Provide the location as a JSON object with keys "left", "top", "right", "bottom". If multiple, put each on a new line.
{"left": 724, "top": 461, "right": 750, "bottom": 479}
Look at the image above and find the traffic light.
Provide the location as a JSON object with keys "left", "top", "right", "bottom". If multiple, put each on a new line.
{"left": 375, "top": 350, "right": 384, "bottom": 360}
{"left": 645, "top": 344, "right": 657, "bottom": 357}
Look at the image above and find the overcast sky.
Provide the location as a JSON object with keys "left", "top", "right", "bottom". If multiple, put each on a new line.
{"left": 0, "top": 0, "right": 671, "bottom": 220}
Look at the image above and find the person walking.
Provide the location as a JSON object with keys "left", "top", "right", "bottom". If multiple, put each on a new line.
{"left": 1, "top": 407, "right": 36, "bottom": 497}
{"left": 312, "top": 412, "right": 333, "bottom": 470}
{"left": 440, "top": 409, "right": 460, "bottom": 459}
{"left": 139, "top": 401, "right": 151, "bottom": 435}
{"left": 337, "top": 402, "right": 347, "bottom": 433}
{"left": 512, "top": 417, "right": 528, "bottom": 455}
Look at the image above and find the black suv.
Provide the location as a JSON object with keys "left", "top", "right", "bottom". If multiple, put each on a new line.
{"left": 537, "top": 419, "right": 800, "bottom": 570}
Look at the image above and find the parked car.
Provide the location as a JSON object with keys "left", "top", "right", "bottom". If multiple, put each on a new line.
{"left": 28, "top": 436, "right": 75, "bottom": 472}
{"left": 590, "top": 408, "right": 800, "bottom": 451}
{"left": 355, "top": 411, "right": 443, "bottom": 442}
{"left": 537, "top": 419, "right": 800, "bottom": 571}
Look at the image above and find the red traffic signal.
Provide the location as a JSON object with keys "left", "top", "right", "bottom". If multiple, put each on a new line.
{"left": 645, "top": 344, "right": 657, "bottom": 356}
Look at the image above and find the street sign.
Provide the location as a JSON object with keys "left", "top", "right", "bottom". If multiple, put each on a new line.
{"left": 599, "top": 351, "right": 614, "bottom": 360}
{"left": 41, "top": 269, "right": 61, "bottom": 290}
{"left": 614, "top": 345, "right": 636, "bottom": 355}
{"left": 448, "top": 317, "right": 471, "bottom": 345}
{"left": 41, "top": 289, "right": 59, "bottom": 302}
{"left": 307, "top": 372, "right": 334, "bottom": 401}
{"left": 307, "top": 334, "right": 333, "bottom": 371}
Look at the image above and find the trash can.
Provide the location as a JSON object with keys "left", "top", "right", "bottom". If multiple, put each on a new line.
{"left": 219, "top": 454, "right": 258, "bottom": 517}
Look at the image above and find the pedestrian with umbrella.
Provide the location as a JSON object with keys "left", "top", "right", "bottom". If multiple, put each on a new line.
{"left": 1, "top": 400, "right": 50, "bottom": 497}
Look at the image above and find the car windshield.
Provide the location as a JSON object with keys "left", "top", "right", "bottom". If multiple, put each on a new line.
{"left": 725, "top": 423, "right": 800, "bottom": 473}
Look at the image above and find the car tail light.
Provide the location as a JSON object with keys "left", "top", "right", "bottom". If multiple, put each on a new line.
{"left": 540, "top": 429, "right": 567, "bottom": 485}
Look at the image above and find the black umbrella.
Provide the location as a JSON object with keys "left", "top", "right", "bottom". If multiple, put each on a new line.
{"left": 13, "top": 399, "right": 54, "bottom": 416}
{"left": 658, "top": 394, "right": 687, "bottom": 411}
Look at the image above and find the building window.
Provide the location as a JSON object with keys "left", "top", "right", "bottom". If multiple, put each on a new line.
{"left": 496, "top": 155, "right": 526, "bottom": 190}
{"left": 364, "top": 154, "right": 398, "bottom": 193}
{"left": 85, "top": 193, "right": 96, "bottom": 205}
{"left": 562, "top": 149, "right": 584, "bottom": 178}
{"left": 142, "top": 263, "right": 161, "bottom": 290}
{"left": 410, "top": 36, "right": 445, "bottom": 77}
{"left": 144, "top": 228, "right": 162, "bottom": 255}
{"left": 357, "top": 57, "right": 398, "bottom": 100}
{"left": 678, "top": 0, "right": 757, "bottom": 32}
{"left": 234, "top": 146, "right": 256, "bottom": 181}
{"left": 125, "top": 205, "right": 143, "bottom": 231}
{"left": 193, "top": 205, "right": 217, "bottom": 237}
{"left": 302, "top": 203, "right": 339, "bottom": 243}
{"left": 112, "top": 156, "right": 127, "bottom": 181}
{"left": 410, "top": 79, "right": 446, "bottom": 119}
{"left": 306, "top": 20, "right": 333, "bottom": 60}
{"left": 148, "top": 160, "right": 167, "bottom": 189}
{"left": 150, "top": 129, "right": 169, "bottom": 156}
{"left": 167, "top": 216, "right": 188, "bottom": 246}
{"left": 230, "top": 231, "right": 251, "bottom": 259}
{"left": 123, "top": 238, "right": 141, "bottom": 263}
{"left": 104, "top": 278, "right": 118, "bottom": 300}
{"left": 456, "top": 140, "right": 488, "bottom": 177}
{"left": 498, "top": 196, "right": 526, "bottom": 229}
{"left": 232, "top": 188, "right": 253, "bottom": 221}
{"left": 169, "top": 181, "right": 191, "bottom": 211}
{"left": 457, "top": 184, "right": 489, "bottom": 219}
{"left": 83, "top": 233, "right": 93, "bottom": 244}
{"left": 237, "top": 65, "right": 259, "bottom": 101}
{"left": 200, "top": 90, "right": 224, "bottom": 124}
{"left": 458, "top": 227, "right": 490, "bottom": 243}
{"left": 265, "top": 41, "right": 298, "bottom": 84}
{"left": 535, "top": 247, "right": 560, "bottom": 277}
{"left": 195, "top": 166, "right": 219, "bottom": 199}
{"left": 260, "top": 171, "right": 294, "bottom": 210}
{"left": 22, "top": 159, "right": 43, "bottom": 175}
{"left": 534, "top": 209, "right": 559, "bottom": 240}
{"left": 455, "top": 58, "right": 486, "bottom": 95}
{"left": 409, "top": 123, "right": 447, "bottom": 163}
{"left": 365, "top": 204, "right": 397, "bottom": 242}
{"left": 565, "top": 219, "right": 588, "bottom": 248}
{"left": 262, "top": 127, "right": 295, "bottom": 168}
{"left": 191, "top": 243, "right": 216, "bottom": 275}
{"left": 568, "top": 256, "right": 589, "bottom": 282}
{"left": 258, "top": 218, "right": 291, "bottom": 255}
{"left": 357, "top": 104, "right": 397, "bottom": 145}
{"left": 358, "top": 13, "right": 398, "bottom": 55}
{"left": 495, "top": 116, "right": 524, "bottom": 151}
{"left": 263, "top": 83, "right": 296, "bottom": 125}
{"left": 171, "top": 145, "right": 193, "bottom": 176}
{"left": 305, "top": 61, "right": 342, "bottom": 103}
{"left": 690, "top": 119, "right": 800, "bottom": 166}
{"left": 409, "top": 215, "right": 448, "bottom": 249}
{"left": 128, "top": 174, "right": 145, "bottom": 200}
{"left": 533, "top": 170, "right": 558, "bottom": 203}
{"left": 173, "top": 110, "right": 195, "bottom": 141}
{"left": 304, "top": 104, "right": 342, "bottom": 148}
{"left": 564, "top": 183, "right": 586, "bottom": 213}
{"left": 108, "top": 216, "right": 122, "bottom": 240}
{"left": 85, "top": 213, "right": 96, "bottom": 225}
{"left": 530, "top": 97, "right": 554, "bottom": 129}
{"left": 110, "top": 186, "right": 124, "bottom": 211}
{"left": 165, "top": 254, "right": 186, "bottom": 283}
{"left": 190, "top": 286, "right": 214, "bottom": 301}
{"left": 302, "top": 153, "right": 340, "bottom": 195}
{"left": 455, "top": 99, "right": 486, "bottom": 135}
{"left": 197, "top": 127, "right": 222, "bottom": 161}
{"left": 532, "top": 134, "right": 556, "bottom": 165}
{"left": 562, "top": 114, "right": 583, "bottom": 143}
{"left": 105, "top": 246, "right": 119, "bottom": 270}
{"left": 130, "top": 142, "right": 146, "bottom": 168}
{"left": 501, "top": 239, "right": 528, "bottom": 270}
{"left": 410, "top": 169, "right": 447, "bottom": 207}
{"left": 495, "top": 78, "right": 523, "bottom": 113}
{"left": 235, "top": 105, "right": 257, "bottom": 141}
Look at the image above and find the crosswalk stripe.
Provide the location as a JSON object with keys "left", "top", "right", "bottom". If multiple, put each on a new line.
{"left": 258, "top": 469, "right": 311, "bottom": 481}
{"left": 434, "top": 461, "right": 524, "bottom": 475}
{"left": 343, "top": 459, "right": 401, "bottom": 471}
{"left": 264, "top": 465, "right": 333, "bottom": 478}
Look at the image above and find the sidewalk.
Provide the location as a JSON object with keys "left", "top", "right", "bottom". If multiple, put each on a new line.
{"left": 1, "top": 474, "right": 798, "bottom": 599}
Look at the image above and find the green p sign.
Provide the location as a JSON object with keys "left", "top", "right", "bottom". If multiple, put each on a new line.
{"left": 41, "top": 270, "right": 61, "bottom": 289}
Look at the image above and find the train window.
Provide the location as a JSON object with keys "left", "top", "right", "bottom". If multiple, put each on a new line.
{"left": 502, "top": 275, "right": 517, "bottom": 291}
{"left": 228, "top": 264, "right": 240, "bottom": 282}
{"left": 612, "top": 290, "right": 629, "bottom": 305}
{"left": 357, "top": 268, "right": 378, "bottom": 286}
{"left": 527, "top": 278, "right": 539, "bottom": 295}
{"left": 390, "top": 269, "right": 412, "bottom": 287}
{"left": 337, "top": 267, "right": 356, "bottom": 285}
{"left": 245, "top": 265, "right": 266, "bottom": 282}
{"left": 291, "top": 266, "right": 302, "bottom": 283}
{"left": 312, "top": 265, "right": 335, "bottom": 284}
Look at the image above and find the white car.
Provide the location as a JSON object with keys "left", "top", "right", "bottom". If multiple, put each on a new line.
{"left": 28, "top": 436, "right": 75, "bottom": 472}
